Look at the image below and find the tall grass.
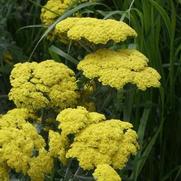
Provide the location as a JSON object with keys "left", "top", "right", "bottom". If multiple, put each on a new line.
{"left": 107, "top": 0, "right": 181, "bottom": 180}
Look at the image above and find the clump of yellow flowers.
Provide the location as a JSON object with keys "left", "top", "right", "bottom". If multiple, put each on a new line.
{"left": 0, "top": 108, "right": 53, "bottom": 181}
{"left": 55, "top": 17, "right": 160, "bottom": 91}
{"left": 1, "top": 3, "right": 162, "bottom": 179}
{"left": 66, "top": 119, "right": 138, "bottom": 170}
{"left": 48, "top": 107, "right": 139, "bottom": 181}
{"left": 78, "top": 49, "right": 161, "bottom": 90}
{"left": 41, "top": 0, "right": 71, "bottom": 26}
{"left": 93, "top": 164, "right": 121, "bottom": 181}
{"left": 41, "top": 0, "right": 97, "bottom": 26}
{"left": 57, "top": 106, "right": 105, "bottom": 137}
{"left": 9, "top": 60, "right": 78, "bottom": 111}
{"left": 48, "top": 107, "right": 105, "bottom": 164}
{"left": 40, "top": 1, "right": 98, "bottom": 41}
{"left": 55, "top": 17, "right": 137, "bottom": 44}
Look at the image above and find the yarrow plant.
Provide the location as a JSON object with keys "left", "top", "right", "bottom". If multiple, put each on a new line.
{"left": 78, "top": 49, "right": 160, "bottom": 90}
{"left": 0, "top": 1, "right": 161, "bottom": 180}
{"left": 55, "top": 17, "right": 137, "bottom": 44}
{"left": 49, "top": 107, "right": 138, "bottom": 181}
{"left": 0, "top": 109, "right": 53, "bottom": 181}
{"left": 8, "top": 60, "right": 78, "bottom": 111}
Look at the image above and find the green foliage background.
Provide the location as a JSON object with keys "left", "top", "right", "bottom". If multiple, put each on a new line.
{"left": 0, "top": 0, "right": 181, "bottom": 180}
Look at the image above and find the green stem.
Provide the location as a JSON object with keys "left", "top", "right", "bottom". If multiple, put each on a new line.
{"left": 0, "top": 95, "right": 8, "bottom": 98}
{"left": 64, "top": 159, "right": 73, "bottom": 181}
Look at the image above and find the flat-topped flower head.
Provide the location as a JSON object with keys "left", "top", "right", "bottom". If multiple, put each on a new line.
{"left": 55, "top": 17, "right": 137, "bottom": 44}
{"left": 9, "top": 60, "right": 78, "bottom": 111}
{"left": 47, "top": 107, "right": 138, "bottom": 178}
{"left": 57, "top": 106, "right": 105, "bottom": 136}
{"left": 93, "top": 164, "right": 121, "bottom": 181}
{"left": 41, "top": 0, "right": 71, "bottom": 26}
{"left": 78, "top": 49, "right": 161, "bottom": 90}
{"left": 66, "top": 119, "right": 139, "bottom": 170}
{"left": 41, "top": 0, "right": 97, "bottom": 26}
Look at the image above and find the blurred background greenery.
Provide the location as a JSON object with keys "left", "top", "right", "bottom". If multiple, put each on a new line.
{"left": 0, "top": 0, "right": 181, "bottom": 180}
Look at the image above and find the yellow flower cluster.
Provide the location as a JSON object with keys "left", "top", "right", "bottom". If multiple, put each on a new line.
{"left": 27, "top": 149, "right": 53, "bottom": 181}
{"left": 0, "top": 108, "right": 53, "bottom": 180}
{"left": 57, "top": 106, "right": 105, "bottom": 136}
{"left": 41, "top": 0, "right": 96, "bottom": 25}
{"left": 78, "top": 49, "right": 161, "bottom": 90}
{"left": 93, "top": 164, "right": 121, "bottom": 181}
{"left": 55, "top": 17, "right": 137, "bottom": 44}
{"left": 41, "top": 0, "right": 71, "bottom": 25}
{"left": 49, "top": 107, "right": 105, "bottom": 164}
{"left": 0, "top": 108, "right": 35, "bottom": 128}
{"left": 48, "top": 107, "right": 138, "bottom": 179}
{"left": 9, "top": 60, "right": 78, "bottom": 111}
{"left": 67, "top": 119, "right": 138, "bottom": 170}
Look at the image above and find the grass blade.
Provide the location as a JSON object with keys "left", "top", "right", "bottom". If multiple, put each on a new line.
{"left": 149, "top": 0, "right": 171, "bottom": 39}
{"left": 49, "top": 45, "right": 79, "bottom": 65}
